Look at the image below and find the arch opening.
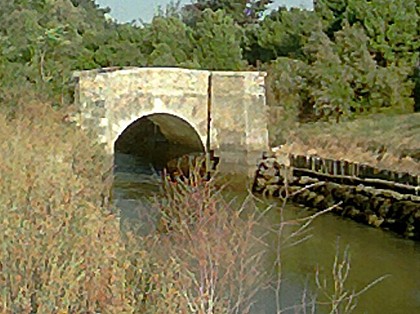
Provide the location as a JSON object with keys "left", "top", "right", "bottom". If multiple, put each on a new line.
{"left": 114, "top": 113, "right": 205, "bottom": 174}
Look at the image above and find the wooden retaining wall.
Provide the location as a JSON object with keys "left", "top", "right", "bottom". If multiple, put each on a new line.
{"left": 289, "top": 154, "right": 420, "bottom": 196}
{"left": 253, "top": 152, "right": 420, "bottom": 240}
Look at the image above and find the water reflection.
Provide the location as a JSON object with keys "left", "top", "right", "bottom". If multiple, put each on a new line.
{"left": 113, "top": 153, "right": 162, "bottom": 234}
{"left": 113, "top": 152, "right": 420, "bottom": 313}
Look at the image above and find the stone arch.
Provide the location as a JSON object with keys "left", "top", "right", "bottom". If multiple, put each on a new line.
{"left": 111, "top": 109, "right": 207, "bottom": 153}
{"left": 113, "top": 112, "right": 206, "bottom": 171}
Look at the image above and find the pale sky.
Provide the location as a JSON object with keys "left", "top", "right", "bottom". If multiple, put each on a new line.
{"left": 95, "top": 0, "right": 313, "bottom": 23}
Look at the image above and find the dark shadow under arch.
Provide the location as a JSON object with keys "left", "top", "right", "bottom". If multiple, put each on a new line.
{"left": 114, "top": 113, "right": 205, "bottom": 173}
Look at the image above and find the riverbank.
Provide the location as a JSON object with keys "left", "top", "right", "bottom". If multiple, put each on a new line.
{"left": 253, "top": 149, "right": 420, "bottom": 240}
{"left": 254, "top": 112, "right": 420, "bottom": 239}
{"left": 1, "top": 100, "right": 417, "bottom": 312}
{"left": 0, "top": 103, "right": 320, "bottom": 313}
{"left": 114, "top": 151, "right": 420, "bottom": 314}
{"left": 272, "top": 113, "right": 420, "bottom": 175}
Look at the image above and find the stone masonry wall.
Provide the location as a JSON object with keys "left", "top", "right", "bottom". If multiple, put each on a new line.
{"left": 253, "top": 152, "right": 420, "bottom": 240}
{"left": 73, "top": 67, "right": 269, "bottom": 177}
{"left": 211, "top": 71, "right": 268, "bottom": 176}
{"left": 73, "top": 67, "right": 210, "bottom": 154}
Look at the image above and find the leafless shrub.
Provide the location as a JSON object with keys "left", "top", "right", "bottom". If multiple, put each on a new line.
{"left": 145, "top": 169, "right": 268, "bottom": 314}
{"left": 0, "top": 101, "right": 386, "bottom": 314}
{"left": 0, "top": 102, "right": 127, "bottom": 313}
{"left": 315, "top": 241, "right": 389, "bottom": 314}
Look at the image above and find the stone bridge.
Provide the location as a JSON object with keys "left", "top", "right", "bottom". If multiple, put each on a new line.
{"left": 73, "top": 67, "right": 268, "bottom": 176}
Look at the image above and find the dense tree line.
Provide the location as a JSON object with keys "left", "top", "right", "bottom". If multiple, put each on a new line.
{"left": 0, "top": 0, "right": 418, "bottom": 120}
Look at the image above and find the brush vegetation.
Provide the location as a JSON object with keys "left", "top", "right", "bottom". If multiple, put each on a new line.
{"left": 0, "top": 0, "right": 403, "bottom": 312}
{"left": 0, "top": 102, "right": 386, "bottom": 313}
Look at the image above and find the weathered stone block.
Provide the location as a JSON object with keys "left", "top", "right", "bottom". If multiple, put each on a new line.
{"left": 74, "top": 67, "right": 268, "bottom": 177}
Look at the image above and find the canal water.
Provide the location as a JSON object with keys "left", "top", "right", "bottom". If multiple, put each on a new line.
{"left": 113, "top": 152, "right": 420, "bottom": 313}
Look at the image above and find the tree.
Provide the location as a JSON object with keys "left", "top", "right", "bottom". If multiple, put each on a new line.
{"left": 142, "top": 16, "right": 197, "bottom": 67}
{"left": 299, "top": 22, "right": 415, "bottom": 120}
{"left": 250, "top": 7, "right": 321, "bottom": 63}
{"left": 266, "top": 57, "right": 309, "bottom": 125}
{"left": 345, "top": 0, "right": 419, "bottom": 69}
{"left": 89, "top": 21, "right": 151, "bottom": 68}
{"left": 182, "top": 0, "right": 273, "bottom": 26}
{"left": 314, "top": 0, "right": 350, "bottom": 38}
{"left": 191, "top": 9, "right": 246, "bottom": 70}
{"left": 335, "top": 23, "right": 414, "bottom": 114}
{"left": 334, "top": 23, "right": 378, "bottom": 112}
{"left": 0, "top": 0, "right": 110, "bottom": 107}
{"left": 296, "top": 0, "right": 419, "bottom": 118}
{"left": 303, "top": 30, "right": 355, "bottom": 120}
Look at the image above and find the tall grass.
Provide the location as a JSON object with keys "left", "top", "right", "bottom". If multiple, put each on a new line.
{"left": 0, "top": 101, "right": 384, "bottom": 313}
{"left": 278, "top": 113, "right": 420, "bottom": 175}
{"left": 0, "top": 102, "right": 127, "bottom": 313}
{"left": 0, "top": 102, "right": 265, "bottom": 313}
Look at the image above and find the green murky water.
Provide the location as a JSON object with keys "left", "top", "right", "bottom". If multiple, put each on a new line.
{"left": 113, "top": 152, "right": 420, "bottom": 313}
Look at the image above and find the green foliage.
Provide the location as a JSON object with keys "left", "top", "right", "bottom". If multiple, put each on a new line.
{"left": 182, "top": 0, "right": 273, "bottom": 26}
{"left": 92, "top": 23, "right": 147, "bottom": 67}
{"left": 266, "top": 57, "right": 309, "bottom": 144}
{"left": 346, "top": 0, "right": 419, "bottom": 69}
{"left": 294, "top": 0, "right": 418, "bottom": 119}
{"left": 192, "top": 9, "right": 246, "bottom": 70}
{"left": 302, "top": 24, "right": 414, "bottom": 119}
{"left": 0, "top": 0, "right": 418, "bottom": 120}
{"left": 251, "top": 7, "right": 321, "bottom": 62}
{"left": 314, "top": 0, "right": 350, "bottom": 37}
{"left": 0, "top": 0, "right": 110, "bottom": 106}
{"left": 303, "top": 30, "right": 355, "bottom": 120}
{"left": 143, "top": 16, "right": 197, "bottom": 67}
